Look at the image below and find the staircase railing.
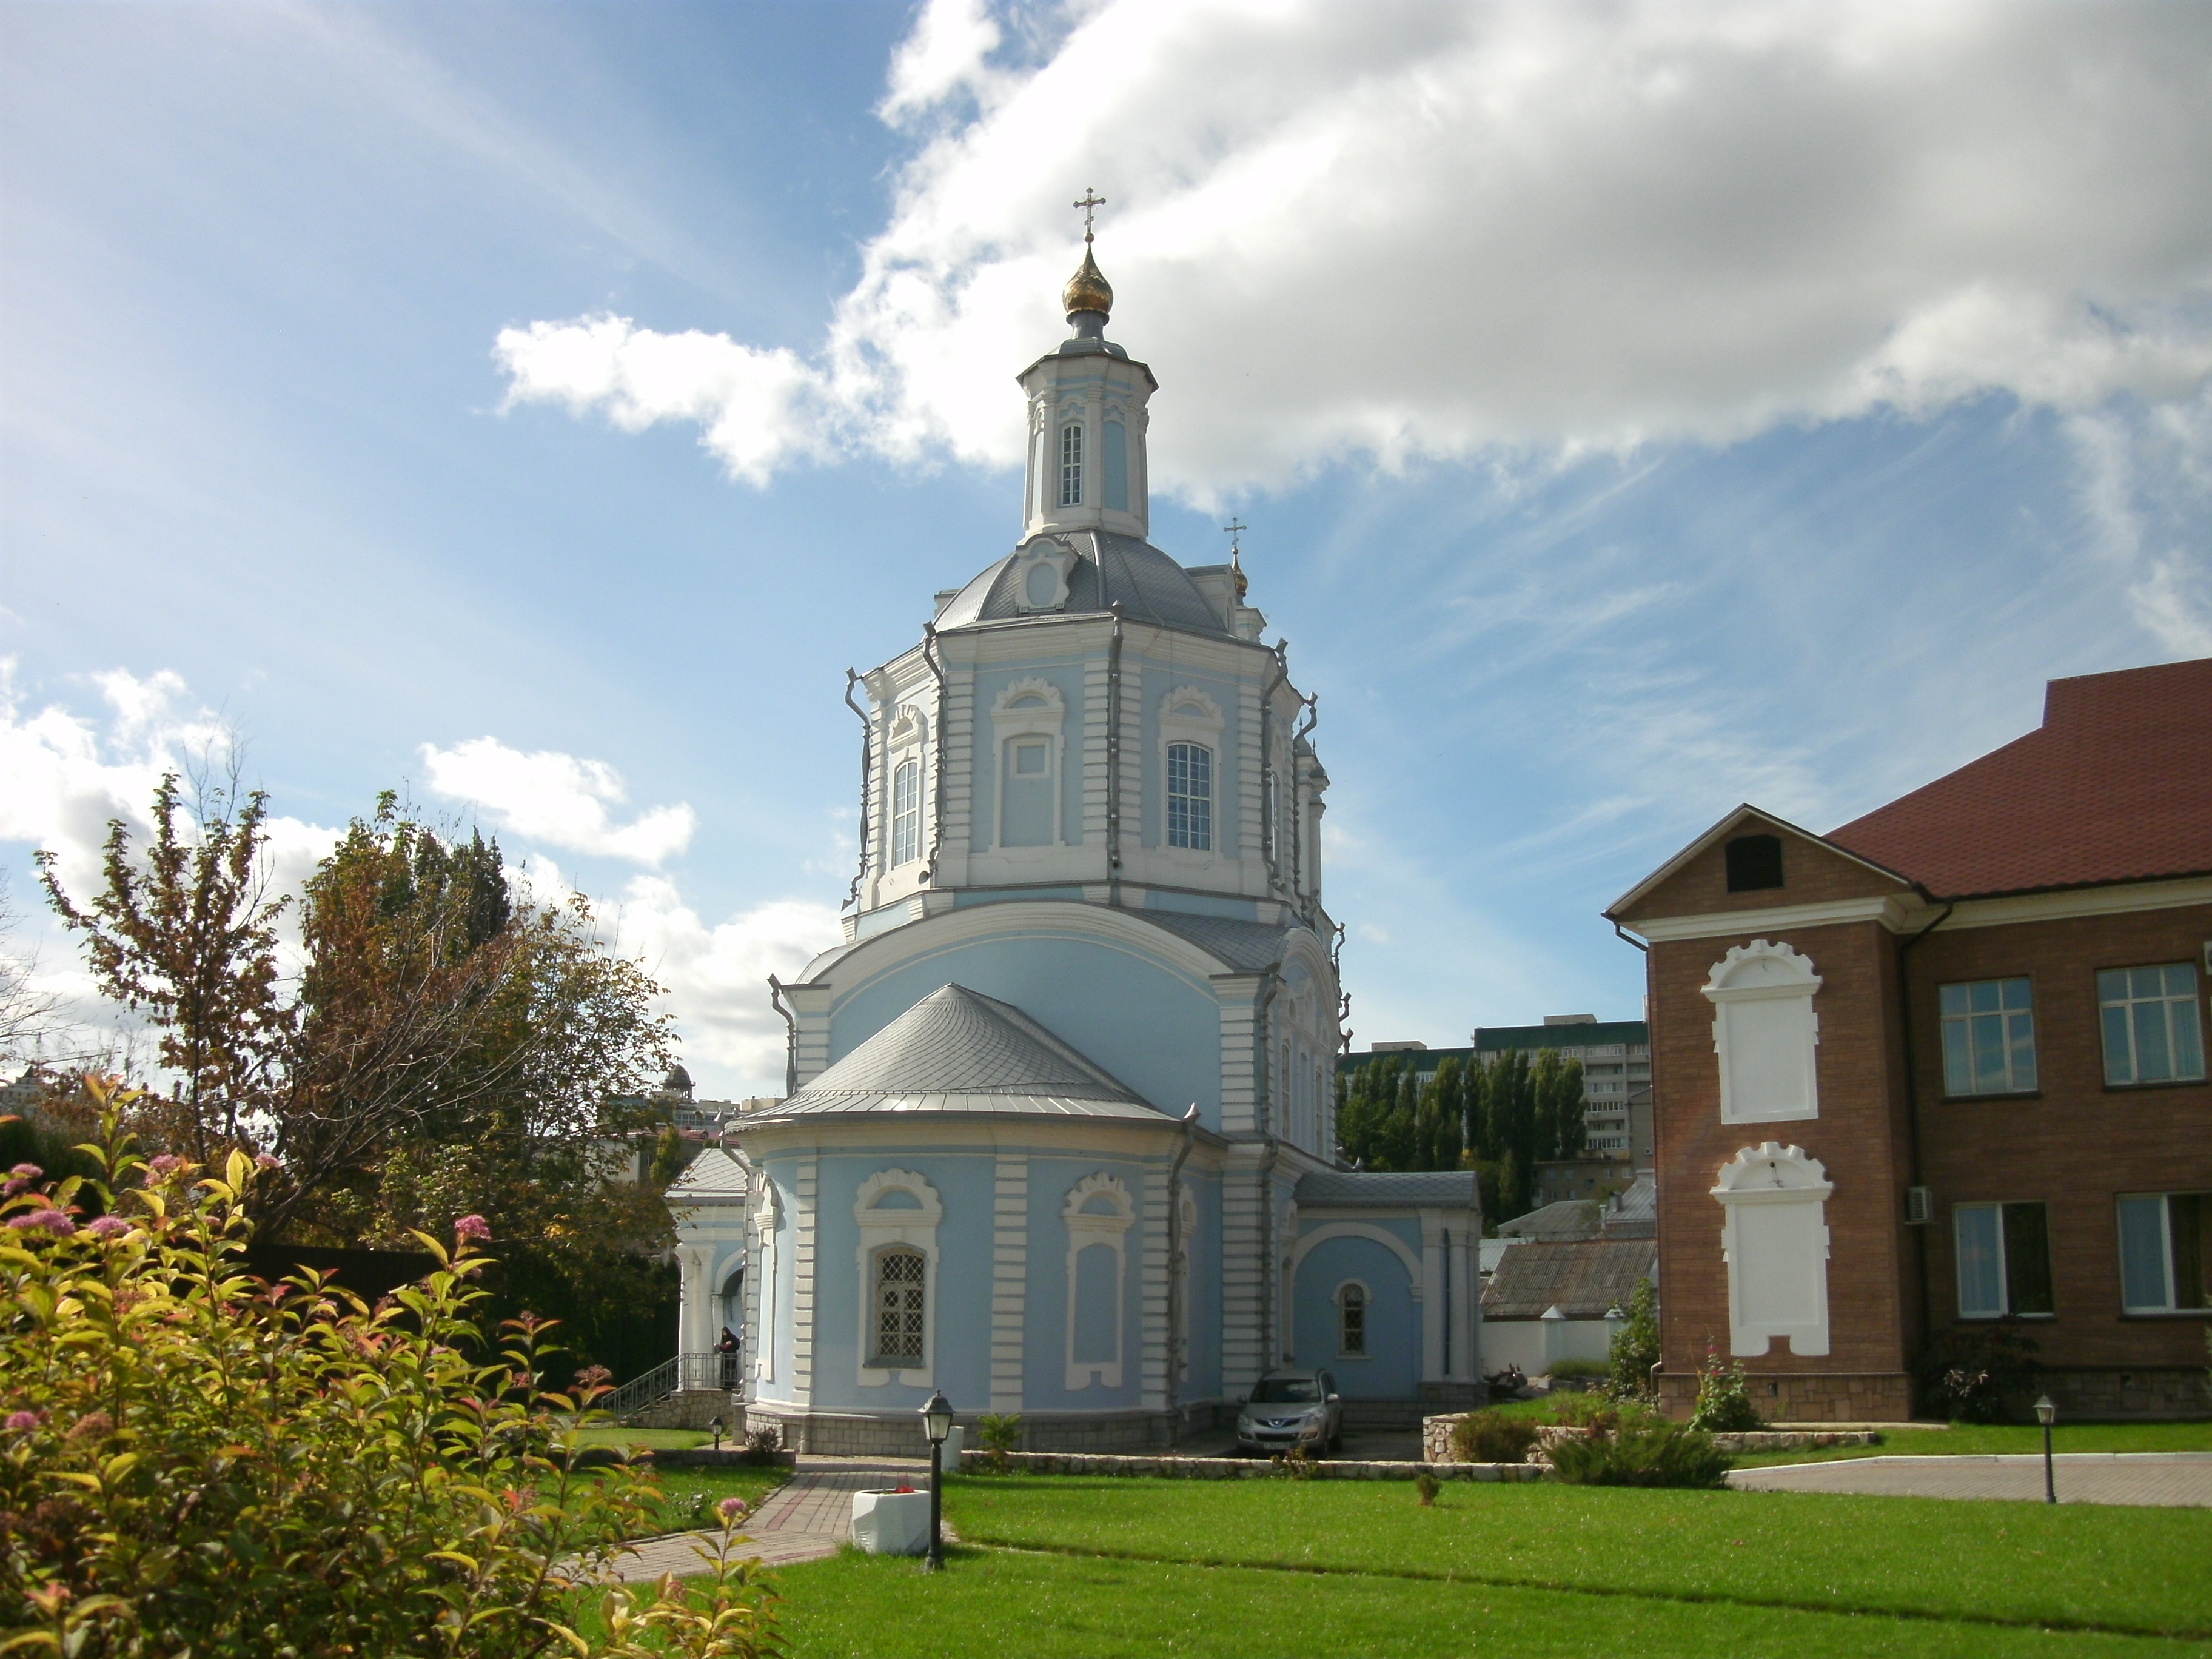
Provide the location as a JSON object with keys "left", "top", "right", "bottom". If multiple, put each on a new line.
{"left": 600, "top": 1352, "right": 733, "bottom": 1422}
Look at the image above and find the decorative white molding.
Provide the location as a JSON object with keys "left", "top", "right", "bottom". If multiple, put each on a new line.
{"left": 1704, "top": 939, "right": 1823, "bottom": 1124}
{"left": 1631, "top": 894, "right": 1916, "bottom": 943}
{"left": 991, "top": 1155, "right": 1029, "bottom": 1412}
{"left": 991, "top": 677, "right": 1068, "bottom": 851}
{"left": 1287, "top": 1220, "right": 1424, "bottom": 1290}
{"left": 1009, "top": 538, "right": 1077, "bottom": 614}
{"left": 1063, "top": 1173, "right": 1135, "bottom": 1390}
{"left": 854, "top": 1169, "right": 943, "bottom": 1389}
{"left": 750, "top": 1178, "right": 780, "bottom": 1383}
{"left": 1712, "top": 1142, "right": 1834, "bottom": 1357}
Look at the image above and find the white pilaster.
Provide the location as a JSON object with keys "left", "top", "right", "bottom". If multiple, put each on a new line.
{"left": 990, "top": 1155, "right": 1029, "bottom": 1412}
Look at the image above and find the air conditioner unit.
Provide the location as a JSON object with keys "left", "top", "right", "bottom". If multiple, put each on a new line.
{"left": 1905, "top": 1186, "right": 1934, "bottom": 1226}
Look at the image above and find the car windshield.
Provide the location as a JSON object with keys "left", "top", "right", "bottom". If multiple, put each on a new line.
{"left": 1250, "top": 1378, "right": 1321, "bottom": 1403}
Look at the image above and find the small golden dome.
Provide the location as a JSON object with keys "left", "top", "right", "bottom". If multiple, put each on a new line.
{"left": 1062, "top": 246, "right": 1113, "bottom": 318}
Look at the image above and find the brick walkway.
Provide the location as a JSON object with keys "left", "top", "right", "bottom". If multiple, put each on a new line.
{"left": 1729, "top": 1452, "right": 2212, "bottom": 1507}
{"left": 605, "top": 1456, "right": 934, "bottom": 1583}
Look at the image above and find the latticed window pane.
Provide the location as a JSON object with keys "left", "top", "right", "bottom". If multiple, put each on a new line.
{"left": 1339, "top": 1285, "right": 1366, "bottom": 1356}
{"left": 1167, "top": 741, "right": 1212, "bottom": 851}
{"left": 892, "top": 760, "right": 920, "bottom": 867}
{"left": 1059, "top": 423, "right": 1082, "bottom": 507}
{"left": 874, "top": 1247, "right": 926, "bottom": 1365}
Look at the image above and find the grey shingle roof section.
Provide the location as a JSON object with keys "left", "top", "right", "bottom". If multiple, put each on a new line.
{"left": 933, "top": 532, "right": 1230, "bottom": 637}
{"left": 1483, "top": 1238, "right": 1657, "bottom": 1321}
{"left": 669, "top": 1147, "right": 751, "bottom": 1205}
{"left": 748, "top": 984, "right": 1171, "bottom": 1122}
{"left": 1496, "top": 1199, "right": 1604, "bottom": 1240}
{"left": 1139, "top": 911, "right": 1306, "bottom": 973}
{"left": 1295, "top": 1170, "right": 1481, "bottom": 1209}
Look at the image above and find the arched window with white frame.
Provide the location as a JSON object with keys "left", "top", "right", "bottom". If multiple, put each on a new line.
{"left": 1159, "top": 686, "right": 1225, "bottom": 858}
{"left": 891, "top": 759, "right": 920, "bottom": 866}
{"left": 1168, "top": 742, "right": 1212, "bottom": 850}
{"left": 854, "top": 1168, "right": 941, "bottom": 1386}
{"left": 1059, "top": 422, "right": 1083, "bottom": 506}
{"left": 1337, "top": 1281, "right": 1369, "bottom": 1357}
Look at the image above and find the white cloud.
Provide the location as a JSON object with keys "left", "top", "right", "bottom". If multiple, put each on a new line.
{"left": 498, "top": 0, "right": 2212, "bottom": 499}
{"left": 419, "top": 736, "right": 697, "bottom": 866}
{"left": 2068, "top": 384, "right": 2212, "bottom": 657}
{"left": 607, "top": 877, "right": 846, "bottom": 1096}
{"left": 879, "top": 0, "right": 1010, "bottom": 127}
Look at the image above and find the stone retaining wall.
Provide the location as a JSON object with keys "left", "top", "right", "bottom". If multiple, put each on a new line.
{"left": 1419, "top": 1412, "right": 1882, "bottom": 1460}
{"left": 959, "top": 1450, "right": 1541, "bottom": 1482}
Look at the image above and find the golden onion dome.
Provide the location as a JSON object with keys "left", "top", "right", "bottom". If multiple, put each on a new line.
{"left": 1062, "top": 246, "right": 1114, "bottom": 318}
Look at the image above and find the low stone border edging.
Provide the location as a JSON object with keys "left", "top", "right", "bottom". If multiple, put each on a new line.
{"left": 959, "top": 1450, "right": 1541, "bottom": 1481}
{"left": 1421, "top": 1412, "right": 1881, "bottom": 1461}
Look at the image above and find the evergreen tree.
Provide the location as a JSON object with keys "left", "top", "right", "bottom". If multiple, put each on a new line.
{"left": 1530, "top": 1049, "right": 1566, "bottom": 1163}
{"left": 1552, "top": 1057, "right": 1588, "bottom": 1158}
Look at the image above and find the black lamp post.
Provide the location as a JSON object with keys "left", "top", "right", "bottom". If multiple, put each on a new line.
{"left": 2035, "top": 1395, "right": 2057, "bottom": 1504}
{"left": 920, "top": 1389, "right": 954, "bottom": 1570}
{"left": 708, "top": 1415, "right": 725, "bottom": 1453}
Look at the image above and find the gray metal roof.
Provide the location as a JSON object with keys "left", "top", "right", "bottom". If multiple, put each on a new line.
{"left": 1483, "top": 1237, "right": 1656, "bottom": 1321}
{"left": 933, "top": 532, "right": 1230, "bottom": 637}
{"left": 1495, "top": 1199, "right": 1604, "bottom": 1240}
{"left": 669, "top": 1147, "right": 750, "bottom": 1203}
{"left": 816, "top": 908, "right": 1309, "bottom": 985}
{"left": 748, "top": 984, "right": 1171, "bottom": 1123}
{"left": 1295, "top": 1170, "right": 1481, "bottom": 1209}
{"left": 1140, "top": 911, "right": 1303, "bottom": 973}
{"left": 1600, "top": 1171, "right": 1656, "bottom": 1238}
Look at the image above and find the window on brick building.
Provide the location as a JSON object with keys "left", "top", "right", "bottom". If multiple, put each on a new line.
{"left": 2117, "top": 1193, "right": 2211, "bottom": 1313}
{"left": 1954, "top": 1201, "right": 2054, "bottom": 1318}
{"left": 1939, "top": 978, "right": 2037, "bottom": 1095}
{"left": 1724, "top": 833, "right": 1784, "bottom": 891}
{"left": 2098, "top": 964, "right": 2206, "bottom": 1085}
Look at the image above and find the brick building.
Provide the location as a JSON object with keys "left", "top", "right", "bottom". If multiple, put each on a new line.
{"left": 1607, "top": 659, "right": 2212, "bottom": 1421}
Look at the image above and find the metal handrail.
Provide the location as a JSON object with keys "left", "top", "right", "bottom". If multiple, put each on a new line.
{"left": 602, "top": 1351, "right": 736, "bottom": 1423}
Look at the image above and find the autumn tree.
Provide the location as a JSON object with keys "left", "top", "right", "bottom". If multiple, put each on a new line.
{"left": 39, "top": 779, "right": 674, "bottom": 1278}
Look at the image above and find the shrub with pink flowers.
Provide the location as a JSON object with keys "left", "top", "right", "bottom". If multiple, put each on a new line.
{"left": 0, "top": 1078, "right": 782, "bottom": 1658}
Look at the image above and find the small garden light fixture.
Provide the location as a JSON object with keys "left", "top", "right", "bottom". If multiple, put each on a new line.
{"left": 709, "top": 1415, "right": 725, "bottom": 1453}
{"left": 920, "top": 1389, "right": 954, "bottom": 1570}
{"left": 2034, "top": 1395, "right": 2057, "bottom": 1504}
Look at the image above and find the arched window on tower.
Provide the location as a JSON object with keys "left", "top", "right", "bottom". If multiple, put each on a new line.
{"left": 891, "top": 759, "right": 920, "bottom": 866}
{"left": 1059, "top": 423, "right": 1083, "bottom": 507}
{"left": 1167, "top": 742, "right": 1212, "bottom": 850}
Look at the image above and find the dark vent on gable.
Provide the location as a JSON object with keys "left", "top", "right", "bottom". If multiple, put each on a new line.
{"left": 1725, "top": 833, "right": 1785, "bottom": 893}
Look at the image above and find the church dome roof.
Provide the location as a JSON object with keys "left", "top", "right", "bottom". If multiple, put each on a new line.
{"left": 1062, "top": 246, "right": 1113, "bottom": 319}
{"left": 749, "top": 984, "right": 1168, "bottom": 1122}
{"left": 934, "top": 531, "right": 1230, "bottom": 637}
{"left": 661, "top": 1062, "right": 694, "bottom": 1093}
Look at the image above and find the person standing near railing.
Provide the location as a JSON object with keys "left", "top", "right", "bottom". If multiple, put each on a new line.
{"left": 716, "top": 1326, "right": 740, "bottom": 1392}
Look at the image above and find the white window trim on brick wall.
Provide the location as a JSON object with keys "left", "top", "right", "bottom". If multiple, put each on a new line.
{"left": 1704, "top": 939, "right": 1822, "bottom": 1124}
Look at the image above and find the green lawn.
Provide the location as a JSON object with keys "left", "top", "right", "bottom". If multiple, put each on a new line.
{"left": 1731, "top": 1419, "right": 2212, "bottom": 1467}
{"left": 927, "top": 1473, "right": 2212, "bottom": 1644}
{"left": 768, "top": 1545, "right": 2204, "bottom": 1659}
{"left": 571, "top": 1426, "right": 712, "bottom": 1451}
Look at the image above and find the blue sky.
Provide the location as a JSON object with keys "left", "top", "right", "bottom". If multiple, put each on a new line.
{"left": 5, "top": 1, "right": 2209, "bottom": 1095}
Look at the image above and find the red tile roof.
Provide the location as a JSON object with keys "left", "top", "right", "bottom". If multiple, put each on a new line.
{"left": 1827, "top": 657, "right": 2212, "bottom": 899}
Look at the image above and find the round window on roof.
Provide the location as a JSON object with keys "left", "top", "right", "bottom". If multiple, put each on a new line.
{"left": 1025, "top": 561, "right": 1059, "bottom": 607}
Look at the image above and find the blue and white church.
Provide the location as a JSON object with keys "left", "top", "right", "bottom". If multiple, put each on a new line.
{"left": 672, "top": 240, "right": 1483, "bottom": 1452}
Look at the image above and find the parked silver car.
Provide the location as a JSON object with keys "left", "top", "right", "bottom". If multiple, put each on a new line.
{"left": 1235, "top": 1369, "right": 1344, "bottom": 1455}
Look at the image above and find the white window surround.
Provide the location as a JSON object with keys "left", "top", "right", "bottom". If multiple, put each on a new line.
{"left": 750, "top": 1179, "right": 780, "bottom": 1383}
{"left": 1064, "top": 1172, "right": 1135, "bottom": 1390}
{"left": 1335, "top": 1278, "right": 1372, "bottom": 1359}
{"left": 854, "top": 1169, "right": 942, "bottom": 1387}
{"left": 1712, "top": 1142, "right": 1833, "bottom": 1357}
{"left": 1704, "top": 939, "right": 1823, "bottom": 1124}
{"left": 886, "top": 705, "right": 928, "bottom": 873}
{"left": 990, "top": 677, "right": 1067, "bottom": 850}
{"left": 1159, "top": 686, "right": 1225, "bottom": 860}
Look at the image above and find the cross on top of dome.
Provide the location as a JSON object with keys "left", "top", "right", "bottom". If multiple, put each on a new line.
{"left": 1062, "top": 187, "right": 1114, "bottom": 323}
